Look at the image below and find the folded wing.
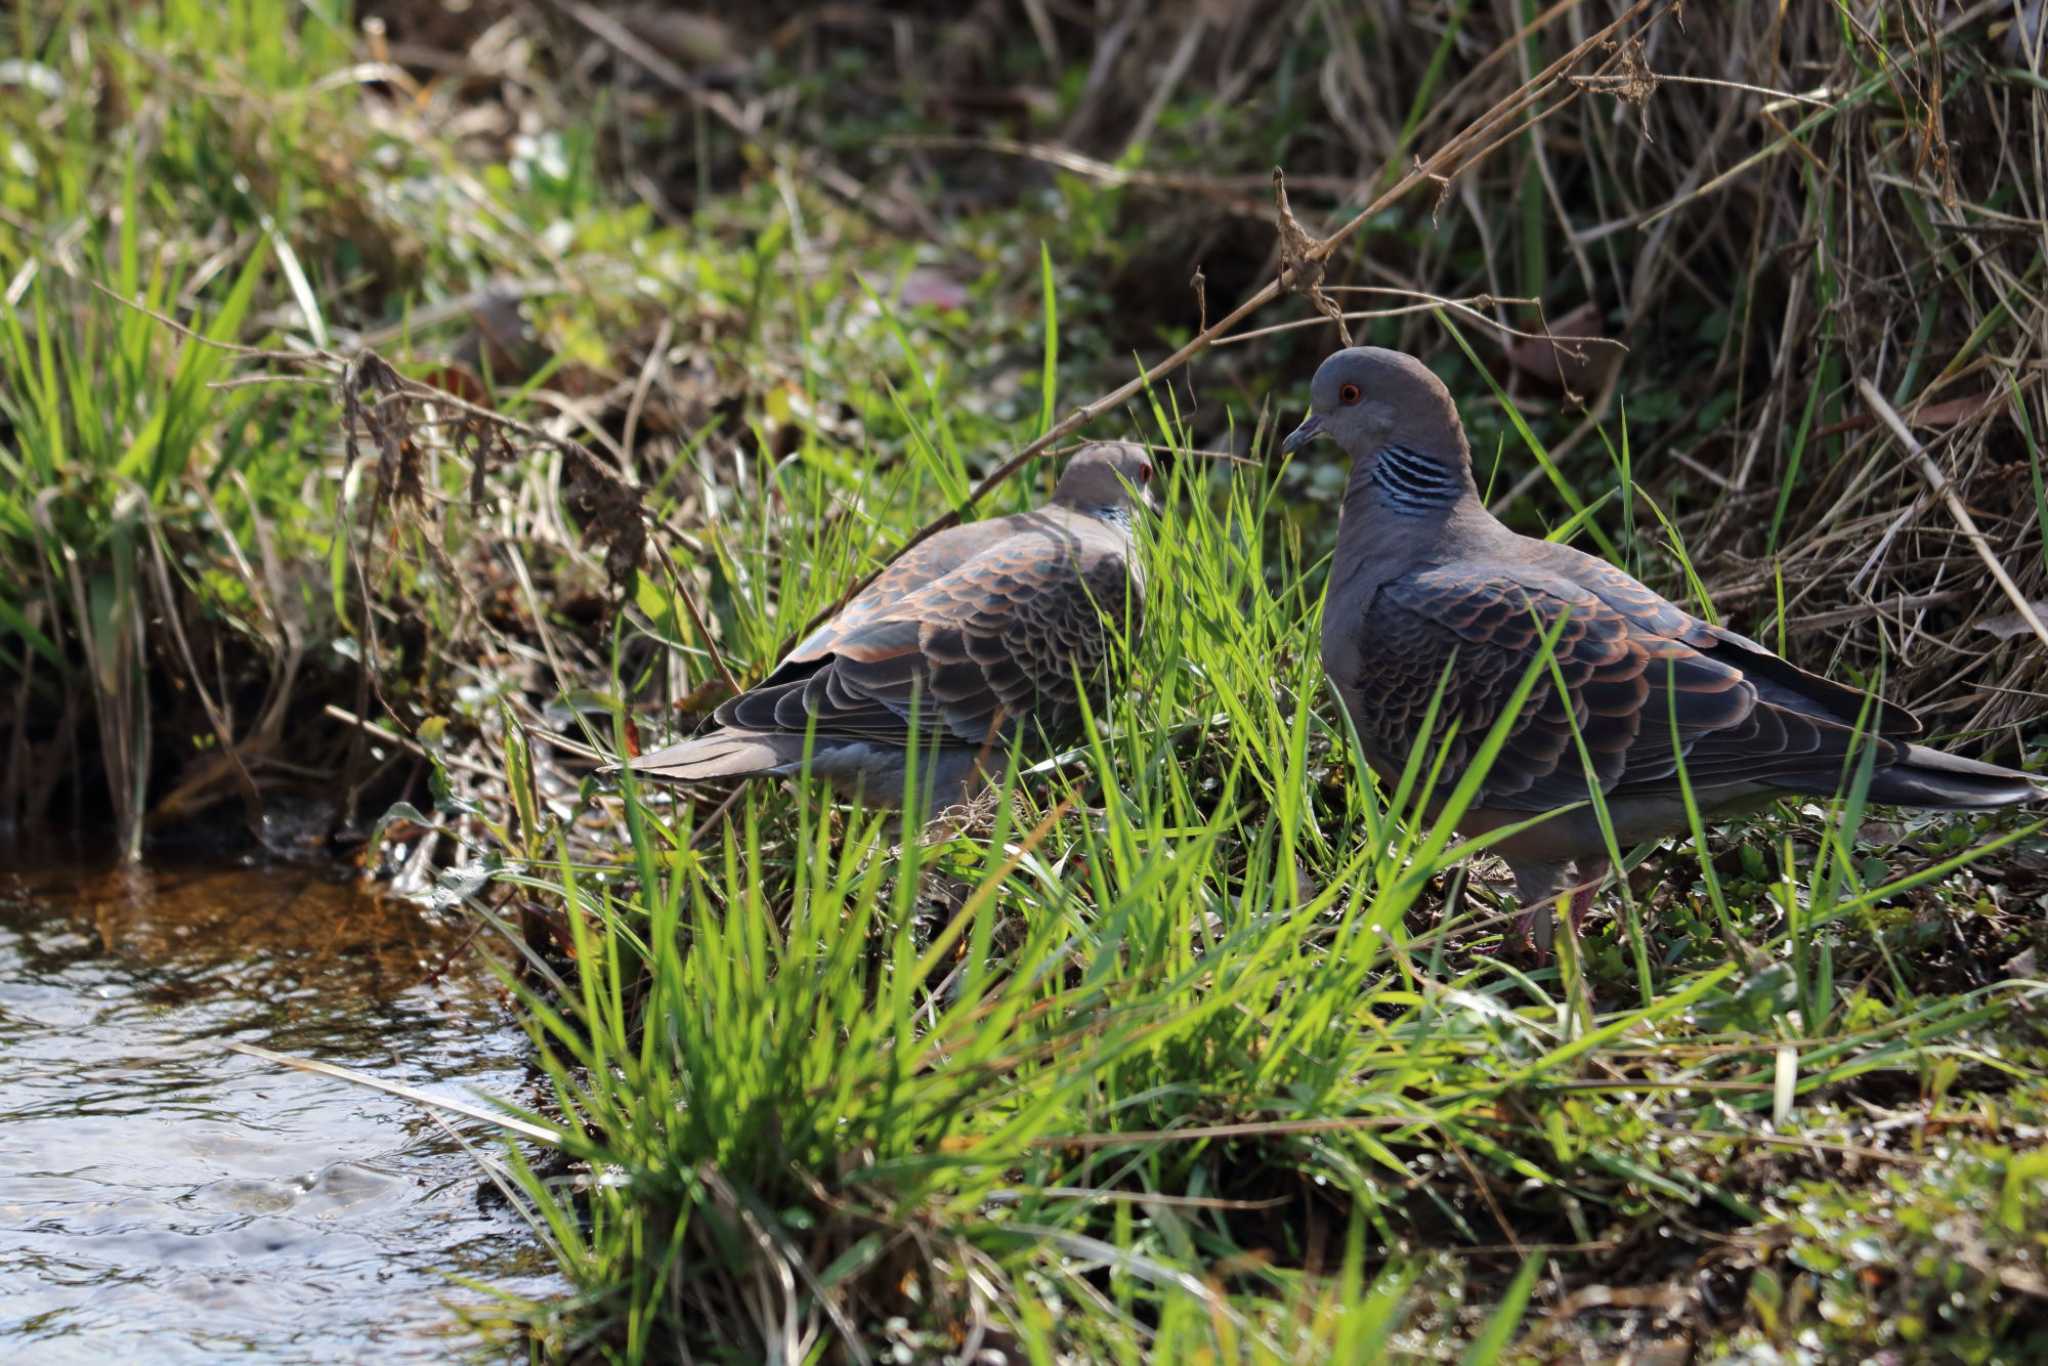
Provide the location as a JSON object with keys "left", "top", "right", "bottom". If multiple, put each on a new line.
{"left": 719, "top": 515, "right": 1141, "bottom": 752}
{"left": 1355, "top": 563, "right": 1910, "bottom": 813}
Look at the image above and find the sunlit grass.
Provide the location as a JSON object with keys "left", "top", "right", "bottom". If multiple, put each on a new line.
{"left": 477, "top": 392, "right": 2046, "bottom": 1359}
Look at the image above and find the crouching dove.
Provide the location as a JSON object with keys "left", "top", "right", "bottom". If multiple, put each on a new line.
{"left": 625, "top": 442, "right": 1154, "bottom": 814}
{"left": 1283, "top": 347, "right": 2042, "bottom": 949}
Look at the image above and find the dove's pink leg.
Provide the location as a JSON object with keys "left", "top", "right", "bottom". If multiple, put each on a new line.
{"left": 1510, "top": 857, "right": 1612, "bottom": 955}
{"left": 1565, "top": 857, "right": 1611, "bottom": 938}
{"left": 1508, "top": 861, "right": 1566, "bottom": 953}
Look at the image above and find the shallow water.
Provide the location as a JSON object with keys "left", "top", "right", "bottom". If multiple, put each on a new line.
{"left": 0, "top": 859, "right": 558, "bottom": 1363}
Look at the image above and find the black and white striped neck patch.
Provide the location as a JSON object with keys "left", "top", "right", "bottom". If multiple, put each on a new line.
{"left": 1370, "top": 444, "right": 1464, "bottom": 515}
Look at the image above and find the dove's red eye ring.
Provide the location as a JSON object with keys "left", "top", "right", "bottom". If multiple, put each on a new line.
{"left": 1339, "top": 383, "right": 1362, "bottom": 405}
{"left": 1138, "top": 463, "right": 1153, "bottom": 483}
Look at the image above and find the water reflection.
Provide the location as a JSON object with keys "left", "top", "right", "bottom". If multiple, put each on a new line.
{"left": 0, "top": 861, "right": 556, "bottom": 1363}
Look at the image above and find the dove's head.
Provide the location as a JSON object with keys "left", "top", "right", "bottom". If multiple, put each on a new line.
{"left": 1280, "top": 348, "right": 1471, "bottom": 488}
{"left": 1051, "top": 442, "right": 1158, "bottom": 517}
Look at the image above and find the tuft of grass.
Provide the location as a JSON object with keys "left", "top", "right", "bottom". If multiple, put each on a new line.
{"left": 462, "top": 418, "right": 2043, "bottom": 1359}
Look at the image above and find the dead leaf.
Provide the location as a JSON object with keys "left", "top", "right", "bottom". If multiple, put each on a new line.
{"left": 1911, "top": 392, "right": 2003, "bottom": 428}
{"left": 899, "top": 266, "right": 970, "bottom": 311}
{"left": 471, "top": 290, "right": 545, "bottom": 378}
{"left": 1816, "top": 392, "right": 2004, "bottom": 440}
{"left": 621, "top": 6, "right": 737, "bottom": 67}
{"left": 561, "top": 448, "right": 647, "bottom": 599}
{"left": 1504, "top": 302, "right": 1621, "bottom": 394}
{"left": 1273, "top": 168, "right": 1349, "bottom": 344}
{"left": 419, "top": 363, "right": 490, "bottom": 409}
{"left": 1975, "top": 603, "right": 2048, "bottom": 641}
{"left": 1966, "top": 602, "right": 2048, "bottom": 638}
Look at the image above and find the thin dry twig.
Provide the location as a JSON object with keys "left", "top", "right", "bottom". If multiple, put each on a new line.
{"left": 1220, "top": 287, "right": 1626, "bottom": 354}
{"left": 881, "top": 133, "right": 1353, "bottom": 199}
{"left": 1856, "top": 378, "right": 2048, "bottom": 651}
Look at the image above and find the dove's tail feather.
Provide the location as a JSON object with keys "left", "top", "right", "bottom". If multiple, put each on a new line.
{"left": 623, "top": 729, "right": 811, "bottom": 784}
{"left": 1854, "top": 744, "right": 2043, "bottom": 810}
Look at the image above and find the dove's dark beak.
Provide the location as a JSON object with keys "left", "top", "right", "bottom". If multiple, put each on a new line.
{"left": 1281, "top": 412, "right": 1324, "bottom": 455}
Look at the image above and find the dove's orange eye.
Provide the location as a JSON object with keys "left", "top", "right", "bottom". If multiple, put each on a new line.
{"left": 1339, "top": 383, "right": 1362, "bottom": 405}
{"left": 1138, "top": 463, "right": 1153, "bottom": 483}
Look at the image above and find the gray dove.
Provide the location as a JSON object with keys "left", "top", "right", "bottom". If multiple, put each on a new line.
{"left": 1283, "top": 346, "right": 2042, "bottom": 949}
{"left": 625, "top": 442, "right": 1154, "bottom": 813}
